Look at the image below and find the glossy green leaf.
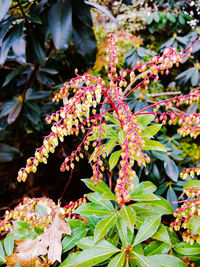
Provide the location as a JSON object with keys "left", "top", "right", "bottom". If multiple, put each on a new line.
{"left": 132, "top": 197, "right": 173, "bottom": 216}
{"left": 142, "top": 124, "right": 162, "bottom": 138}
{"left": 118, "top": 130, "right": 126, "bottom": 144}
{"left": 0, "top": 0, "right": 12, "bottom": 21}
{"left": 82, "top": 178, "right": 112, "bottom": 194}
{"left": 71, "top": 242, "right": 120, "bottom": 266}
{"left": 109, "top": 150, "right": 121, "bottom": 171}
{"left": 105, "top": 138, "right": 118, "bottom": 155}
{"left": 136, "top": 114, "right": 155, "bottom": 128}
{"left": 119, "top": 205, "right": 136, "bottom": 231}
{"left": 108, "top": 251, "right": 125, "bottom": 267}
{"left": 134, "top": 253, "right": 160, "bottom": 267}
{"left": 144, "top": 241, "right": 171, "bottom": 256}
{"left": 100, "top": 192, "right": 117, "bottom": 201}
{"left": 48, "top": 0, "right": 72, "bottom": 49}
{"left": 62, "top": 227, "right": 88, "bottom": 252}
{"left": 75, "top": 203, "right": 113, "bottom": 217}
{"left": 0, "top": 242, "right": 5, "bottom": 264}
{"left": 94, "top": 212, "right": 117, "bottom": 243}
{"left": 3, "top": 233, "right": 14, "bottom": 256}
{"left": 152, "top": 224, "right": 171, "bottom": 246}
{"left": 175, "top": 242, "right": 200, "bottom": 255}
{"left": 164, "top": 158, "right": 179, "bottom": 182}
{"left": 136, "top": 181, "right": 157, "bottom": 193}
{"left": 59, "top": 252, "right": 81, "bottom": 267}
{"left": 131, "top": 190, "right": 159, "bottom": 201}
{"left": 116, "top": 217, "right": 133, "bottom": 247}
{"left": 145, "top": 140, "right": 167, "bottom": 152}
{"left": 148, "top": 254, "right": 187, "bottom": 266}
{"left": 107, "top": 231, "right": 119, "bottom": 247}
{"left": 134, "top": 216, "right": 161, "bottom": 246}
{"left": 87, "top": 192, "right": 114, "bottom": 211}
{"left": 105, "top": 112, "right": 121, "bottom": 126}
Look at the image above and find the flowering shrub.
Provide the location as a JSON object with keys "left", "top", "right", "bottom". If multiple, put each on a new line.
{"left": 0, "top": 34, "right": 200, "bottom": 266}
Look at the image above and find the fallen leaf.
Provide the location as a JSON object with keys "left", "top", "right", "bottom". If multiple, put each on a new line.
{"left": 7, "top": 212, "right": 71, "bottom": 266}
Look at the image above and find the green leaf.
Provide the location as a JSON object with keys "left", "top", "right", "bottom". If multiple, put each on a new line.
{"left": 94, "top": 212, "right": 117, "bottom": 243}
{"left": 3, "top": 233, "right": 14, "bottom": 256}
{"left": 27, "top": 30, "right": 45, "bottom": 65}
{"left": 87, "top": 192, "right": 114, "bottom": 211}
{"left": 77, "top": 237, "right": 118, "bottom": 251}
{"left": 136, "top": 181, "right": 157, "bottom": 193}
{"left": 179, "top": 14, "right": 185, "bottom": 24}
{"left": 184, "top": 180, "right": 200, "bottom": 190}
{"left": 164, "top": 158, "right": 179, "bottom": 182}
{"left": 12, "top": 221, "right": 37, "bottom": 240}
{"left": 119, "top": 206, "right": 136, "bottom": 231}
{"left": 175, "top": 242, "right": 200, "bottom": 255}
{"left": 75, "top": 203, "right": 113, "bottom": 217}
{"left": 0, "top": 143, "right": 20, "bottom": 163}
{"left": 148, "top": 254, "right": 187, "bottom": 266}
{"left": 105, "top": 138, "right": 118, "bottom": 156}
{"left": 0, "top": 242, "right": 5, "bottom": 264}
{"left": 7, "top": 99, "right": 22, "bottom": 124}
{"left": 108, "top": 251, "right": 125, "bottom": 267}
{"left": 116, "top": 218, "right": 132, "bottom": 247}
{"left": 131, "top": 190, "right": 159, "bottom": 201}
{"left": 136, "top": 114, "right": 155, "bottom": 128}
{"left": 154, "top": 12, "right": 160, "bottom": 23}
{"left": 3, "top": 65, "right": 27, "bottom": 87}
{"left": 62, "top": 227, "right": 88, "bottom": 252}
{"left": 82, "top": 178, "right": 112, "bottom": 195}
{"left": 71, "top": 242, "right": 120, "bottom": 266}
{"left": 133, "top": 216, "right": 161, "bottom": 246}
{"left": 152, "top": 224, "right": 171, "bottom": 246}
{"left": 59, "top": 252, "right": 81, "bottom": 267}
{"left": 0, "top": 0, "right": 12, "bottom": 21}
{"left": 134, "top": 253, "right": 160, "bottom": 267}
{"left": 48, "top": 0, "right": 72, "bottom": 50}
{"left": 118, "top": 130, "right": 126, "bottom": 144}
{"left": 188, "top": 216, "right": 200, "bottom": 235}
{"left": 109, "top": 150, "right": 121, "bottom": 171}
{"left": 145, "top": 140, "right": 167, "bottom": 152}
{"left": 167, "top": 13, "right": 176, "bottom": 23}
{"left": 132, "top": 197, "right": 174, "bottom": 216}
{"left": 106, "top": 113, "right": 121, "bottom": 126}
{"left": 100, "top": 192, "right": 117, "bottom": 201}
{"left": 144, "top": 241, "right": 171, "bottom": 256}
{"left": 107, "top": 231, "right": 119, "bottom": 247}
{"left": 146, "top": 14, "right": 153, "bottom": 25}
{"left": 142, "top": 124, "right": 162, "bottom": 138}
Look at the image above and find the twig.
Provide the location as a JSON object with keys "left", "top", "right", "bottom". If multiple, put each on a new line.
{"left": 59, "top": 169, "right": 74, "bottom": 201}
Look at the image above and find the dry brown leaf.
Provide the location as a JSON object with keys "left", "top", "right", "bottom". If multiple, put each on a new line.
{"left": 7, "top": 212, "right": 71, "bottom": 266}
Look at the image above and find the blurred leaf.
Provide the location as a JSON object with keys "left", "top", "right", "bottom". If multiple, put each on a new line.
{"left": 48, "top": 0, "right": 72, "bottom": 50}
{"left": 105, "top": 138, "right": 117, "bottom": 156}
{"left": 25, "top": 88, "right": 51, "bottom": 100}
{"left": 84, "top": 1, "right": 119, "bottom": 25}
{"left": 72, "top": 0, "right": 97, "bottom": 64}
{"left": 167, "top": 13, "right": 176, "bottom": 23}
{"left": 191, "top": 69, "right": 199, "bottom": 86}
{"left": 164, "top": 159, "right": 179, "bottom": 182}
{"left": 166, "top": 187, "right": 178, "bottom": 210}
{"left": 3, "top": 65, "right": 27, "bottom": 87}
{"left": 188, "top": 216, "right": 200, "bottom": 235}
{"left": 146, "top": 14, "right": 153, "bottom": 25}
{"left": 0, "top": 241, "right": 5, "bottom": 264}
{"left": 184, "top": 180, "right": 200, "bottom": 189}
{"left": 12, "top": 22, "right": 26, "bottom": 64}
{"left": 4, "top": 234, "right": 14, "bottom": 256}
{"left": 0, "top": 0, "right": 12, "bottom": 21}
{"left": 148, "top": 254, "right": 187, "bottom": 266}
{"left": 0, "top": 143, "right": 20, "bottom": 162}
{"left": 27, "top": 30, "right": 45, "bottom": 65}
{"left": 7, "top": 98, "right": 22, "bottom": 124}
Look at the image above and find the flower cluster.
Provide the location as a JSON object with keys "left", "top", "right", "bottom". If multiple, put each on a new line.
{"left": 170, "top": 187, "right": 200, "bottom": 245}
{"left": 0, "top": 196, "right": 87, "bottom": 234}
{"left": 16, "top": 33, "right": 200, "bottom": 205}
